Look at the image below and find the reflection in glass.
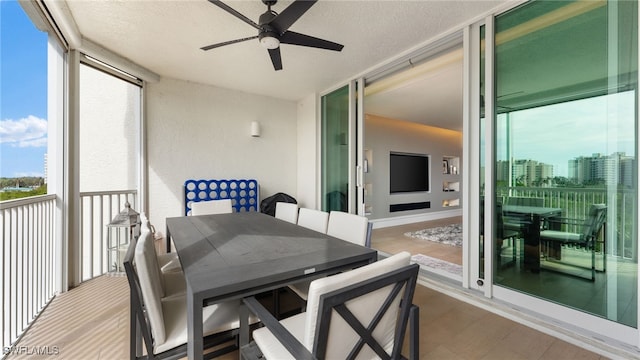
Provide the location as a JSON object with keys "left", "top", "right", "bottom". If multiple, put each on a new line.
{"left": 493, "top": 0, "right": 637, "bottom": 328}
{"left": 321, "top": 85, "right": 350, "bottom": 212}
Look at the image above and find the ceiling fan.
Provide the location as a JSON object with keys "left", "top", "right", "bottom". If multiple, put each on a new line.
{"left": 201, "top": 0, "right": 344, "bottom": 71}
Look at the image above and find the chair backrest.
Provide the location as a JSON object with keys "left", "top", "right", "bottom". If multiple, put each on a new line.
{"left": 190, "top": 199, "right": 233, "bottom": 216}
{"left": 304, "top": 252, "right": 418, "bottom": 359}
{"left": 582, "top": 204, "right": 607, "bottom": 241}
{"left": 495, "top": 202, "right": 506, "bottom": 239}
{"left": 275, "top": 202, "right": 299, "bottom": 224}
{"left": 297, "top": 208, "right": 329, "bottom": 233}
{"left": 327, "top": 211, "right": 369, "bottom": 246}
{"left": 134, "top": 228, "right": 167, "bottom": 346}
{"left": 124, "top": 236, "right": 153, "bottom": 359}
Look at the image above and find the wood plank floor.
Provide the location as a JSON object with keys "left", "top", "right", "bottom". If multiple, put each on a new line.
{"left": 371, "top": 216, "right": 463, "bottom": 265}
{"left": 5, "top": 275, "right": 604, "bottom": 360}
{"left": 6, "top": 218, "right": 606, "bottom": 359}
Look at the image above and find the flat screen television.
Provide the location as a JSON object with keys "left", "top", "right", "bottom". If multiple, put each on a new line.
{"left": 390, "top": 152, "right": 429, "bottom": 193}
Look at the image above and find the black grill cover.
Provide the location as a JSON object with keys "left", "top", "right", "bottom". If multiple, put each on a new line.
{"left": 260, "top": 192, "right": 297, "bottom": 216}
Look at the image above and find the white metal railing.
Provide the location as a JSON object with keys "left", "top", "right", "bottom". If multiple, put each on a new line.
{"left": 496, "top": 186, "right": 636, "bottom": 259}
{"left": 1, "top": 194, "right": 57, "bottom": 355}
{"left": 79, "top": 190, "right": 137, "bottom": 281}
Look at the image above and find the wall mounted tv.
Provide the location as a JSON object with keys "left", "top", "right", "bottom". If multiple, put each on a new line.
{"left": 390, "top": 152, "right": 430, "bottom": 193}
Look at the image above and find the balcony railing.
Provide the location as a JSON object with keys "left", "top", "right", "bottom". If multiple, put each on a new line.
{"left": 1, "top": 194, "right": 57, "bottom": 354}
{"left": 0, "top": 190, "right": 137, "bottom": 354}
{"left": 79, "top": 190, "right": 137, "bottom": 281}
{"left": 497, "top": 186, "right": 636, "bottom": 259}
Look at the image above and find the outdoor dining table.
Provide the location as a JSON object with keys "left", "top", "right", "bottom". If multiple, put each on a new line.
{"left": 503, "top": 205, "right": 562, "bottom": 272}
{"left": 165, "top": 211, "right": 378, "bottom": 360}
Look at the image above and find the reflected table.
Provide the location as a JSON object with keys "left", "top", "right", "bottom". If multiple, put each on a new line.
{"left": 166, "top": 212, "right": 377, "bottom": 360}
{"left": 503, "top": 205, "right": 562, "bottom": 272}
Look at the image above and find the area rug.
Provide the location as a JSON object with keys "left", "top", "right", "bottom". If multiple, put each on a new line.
{"left": 411, "top": 254, "right": 463, "bottom": 278}
{"left": 404, "top": 224, "right": 462, "bottom": 247}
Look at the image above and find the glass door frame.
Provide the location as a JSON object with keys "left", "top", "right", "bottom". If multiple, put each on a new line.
{"left": 319, "top": 79, "right": 366, "bottom": 215}
{"left": 475, "top": 1, "right": 640, "bottom": 347}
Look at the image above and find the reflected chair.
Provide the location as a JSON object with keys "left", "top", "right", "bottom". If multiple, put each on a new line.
{"left": 496, "top": 203, "right": 521, "bottom": 269}
{"left": 275, "top": 202, "right": 299, "bottom": 224}
{"left": 242, "top": 252, "right": 420, "bottom": 360}
{"left": 124, "top": 229, "right": 249, "bottom": 359}
{"left": 296, "top": 208, "right": 329, "bottom": 233}
{"left": 190, "top": 199, "right": 233, "bottom": 216}
{"left": 539, "top": 204, "right": 607, "bottom": 281}
{"left": 502, "top": 197, "right": 542, "bottom": 234}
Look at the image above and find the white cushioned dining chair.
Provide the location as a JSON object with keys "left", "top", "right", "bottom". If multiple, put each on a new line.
{"left": 136, "top": 228, "right": 186, "bottom": 300}
{"left": 296, "top": 208, "right": 329, "bottom": 233}
{"left": 285, "top": 208, "right": 329, "bottom": 305}
{"left": 125, "top": 229, "right": 249, "bottom": 359}
{"left": 190, "top": 199, "right": 233, "bottom": 216}
{"left": 140, "top": 212, "right": 182, "bottom": 273}
{"left": 242, "top": 251, "right": 420, "bottom": 360}
{"left": 327, "top": 210, "right": 370, "bottom": 246}
{"left": 275, "top": 202, "right": 299, "bottom": 224}
{"left": 288, "top": 211, "right": 371, "bottom": 305}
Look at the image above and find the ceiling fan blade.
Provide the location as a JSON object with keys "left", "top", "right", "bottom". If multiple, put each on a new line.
{"left": 268, "top": 48, "right": 283, "bottom": 71}
{"left": 207, "top": 0, "right": 260, "bottom": 30}
{"left": 201, "top": 36, "right": 258, "bottom": 51}
{"left": 271, "top": 0, "right": 317, "bottom": 33}
{"left": 280, "top": 31, "right": 343, "bottom": 51}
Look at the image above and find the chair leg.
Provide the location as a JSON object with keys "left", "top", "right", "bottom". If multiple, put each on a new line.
{"left": 272, "top": 289, "right": 280, "bottom": 319}
{"left": 409, "top": 305, "right": 419, "bottom": 360}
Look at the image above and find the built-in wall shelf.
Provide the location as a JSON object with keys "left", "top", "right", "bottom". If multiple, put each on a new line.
{"left": 442, "top": 156, "right": 460, "bottom": 209}
{"left": 442, "top": 198, "right": 460, "bottom": 207}
{"left": 442, "top": 156, "right": 460, "bottom": 175}
{"left": 443, "top": 181, "right": 459, "bottom": 192}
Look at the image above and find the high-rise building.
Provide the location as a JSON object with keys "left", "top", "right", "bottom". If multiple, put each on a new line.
{"left": 568, "top": 152, "right": 634, "bottom": 186}
{"left": 496, "top": 159, "right": 554, "bottom": 186}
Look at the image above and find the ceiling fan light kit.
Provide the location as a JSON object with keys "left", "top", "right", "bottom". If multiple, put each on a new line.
{"left": 202, "top": 0, "right": 344, "bottom": 70}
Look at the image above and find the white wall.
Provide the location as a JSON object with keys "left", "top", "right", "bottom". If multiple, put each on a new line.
{"left": 296, "top": 94, "right": 318, "bottom": 208}
{"left": 365, "top": 114, "right": 463, "bottom": 223}
{"left": 79, "top": 64, "right": 140, "bottom": 192}
{"left": 146, "top": 78, "right": 298, "bottom": 231}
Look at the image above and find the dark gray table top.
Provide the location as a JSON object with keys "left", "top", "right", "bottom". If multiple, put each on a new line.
{"left": 503, "top": 205, "right": 562, "bottom": 216}
{"left": 166, "top": 212, "right": 377, "bottom": 303}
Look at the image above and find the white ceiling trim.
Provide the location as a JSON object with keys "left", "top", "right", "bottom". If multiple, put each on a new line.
{"left": 44, "top": 0, "right": 160, "bottom": 83}
{"left": 80, "top": 38, "right": 160, "bottom": 83}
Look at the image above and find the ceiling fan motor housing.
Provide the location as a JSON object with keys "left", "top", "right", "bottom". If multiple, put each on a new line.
{"left": 203, "top": 0, "right": 343, "bottom": 70}
{"left": 258, "top": 9, "right": 280, "bottom": 49}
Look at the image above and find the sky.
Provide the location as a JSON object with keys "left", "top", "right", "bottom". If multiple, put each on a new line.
{"left": 0, "top": 0, "right": 48, "bottom": 178}
{"left": 496, "top": 91, "right": 636, "bottom": 177}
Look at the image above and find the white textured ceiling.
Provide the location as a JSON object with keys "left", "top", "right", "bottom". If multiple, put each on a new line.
{"left": 61, "top": 0, "right": 507, "bottom": 129}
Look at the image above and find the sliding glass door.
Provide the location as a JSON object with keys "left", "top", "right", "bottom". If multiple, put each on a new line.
{"left": 491, "top": 0, "right": 638, "bottom": 334}
{"left": 321, "top": 80, "right": 365, "bottom": 214}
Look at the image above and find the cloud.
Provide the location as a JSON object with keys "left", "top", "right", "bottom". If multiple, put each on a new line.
{"left": 14, "top": 171, "right": 44, "bottom": 177}
{"left": 0, "top": 116, "right": 48, "bottom": 147}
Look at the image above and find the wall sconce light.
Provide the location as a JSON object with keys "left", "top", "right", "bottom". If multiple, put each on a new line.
{"left": 251, "top": 121, "right": 261, "bottom": 137}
